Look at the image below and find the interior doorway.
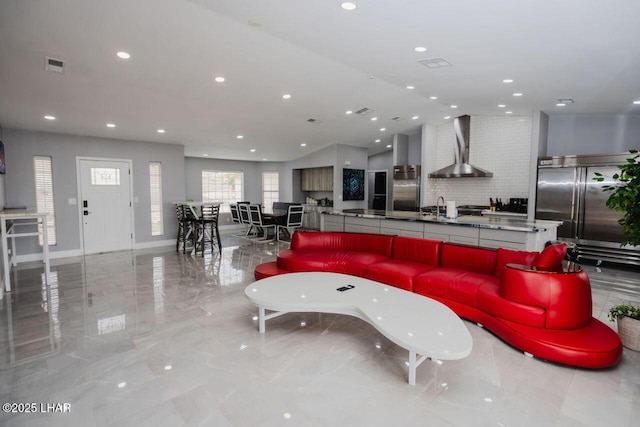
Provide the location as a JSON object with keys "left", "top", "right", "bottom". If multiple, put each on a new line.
{"left": 77, "top": 158, "right": 134, "bottom": 254}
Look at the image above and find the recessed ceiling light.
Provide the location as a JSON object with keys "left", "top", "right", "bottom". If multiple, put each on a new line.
{"left": 450, "top": 105, "right": 458, "bottom": 109}
{"left": 341, "top": 2, "right": 357, "bottom": 10}
{"left": 157, "top": 129, "right": 165, "bottom": 133}
{"left": 444, "top": 116, "right": 451, "bottom": 119}
{"left": 429, "top": 96, "right": 438, "bottom": 100}
{"left": 116, "top": 51, "right": 130, "bottom": 59}
{"left": 237, "top": 135, "right": 244, "bottom": 139}
{"left": 414, "top": 46, "right": 427, "bottom": 52}
{"left": 633, "top": 100, "right": 640, "bottom": 105}
{"left": 380, "top": 127, "right": 386, "bottom": 131}
{"left": 44, "top": 115, "right": 56, "bottom": 120}
{"left": 106, "top": 123, "right": 116, "bottom": 128}
{"left": 371, "top": 117, "right": 378, "bottom": 121}
{"left": 250, "top": 149, "right": 256, "bottom": 152}
{"left": 262, "top": 158, "right": 267, "bottom": 161}
{"left": 497, "top": 104, "right": 506, "bottom": 108}
{"left": 556, "top": 103, "right": 566, "bottom": 107}
{"left": 300, "top": 143, "right": 307, "bottom": 147}
{"left": 513, "top": 93, "right": 523, "bottom": 97}
{"left": 386, "top": 144, "right": 392, "bottom": 148}
{"left": 214, "top": 76, "right": 225, "bottom": 83}
{"left": 282, "top": 94, "right": 292, "bottom": 100}
{"left": 345, "top": 110, "right": 353, "bottom": 115}
{"left": 375, "top": 139, "right": 381, "bottom": 143}
{"left": 406, "top": 85, "right": 415, "bottom": 90}
{"left": 203, "top": 154, "right": 209, "bottom": 157}
{"left": 505, "top": 111, "right": 513, "bottom": 114}
{"left": 412, "top": 116, "right": 419, "bottom": 120}
{"left": 502, "top": 79, "right": 514, "bottom": 83}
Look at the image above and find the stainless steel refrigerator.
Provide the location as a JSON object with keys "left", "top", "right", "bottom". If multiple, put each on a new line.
{"left": 535, "top": 153, "right": 639, "bottom": 265}
{"left": 392, "top": 165, "right": 420, "bottom": 211}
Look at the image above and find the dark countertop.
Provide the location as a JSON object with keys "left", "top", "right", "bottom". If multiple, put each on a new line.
{"left": 322, "top": 208, "right": 562, "bottom": 233}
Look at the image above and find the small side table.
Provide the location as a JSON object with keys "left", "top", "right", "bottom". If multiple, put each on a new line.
{"left": 0, "top": 209, "right": 51, "bottom": 299}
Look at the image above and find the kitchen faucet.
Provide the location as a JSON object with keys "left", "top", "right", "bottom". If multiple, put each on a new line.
{"left": 436, "top": 196, "right": 445, "bottom": 219}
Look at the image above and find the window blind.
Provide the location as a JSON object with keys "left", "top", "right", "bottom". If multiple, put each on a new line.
{"left": 149, "top": 162, "right": 163, "bottom": 236}
{"left": 201, "top": 170, "right": 244, "bottom": 213}
{"left": 33, "top": 156, "right": 57, "bottom": 245}
{"left": 262, "top": 172, "right": 279, "bottom": 209}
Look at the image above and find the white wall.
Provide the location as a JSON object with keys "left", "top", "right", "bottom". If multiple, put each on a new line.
{"left": 424, "top": 115, "right": 532, "bottom": 206}
{"left": 547, "top": 115, "right": 640, "bottom": 156}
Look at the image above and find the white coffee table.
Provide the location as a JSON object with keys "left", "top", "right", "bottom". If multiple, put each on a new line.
{"left": 245, "top": 272, "right": 473, "bottom": 385}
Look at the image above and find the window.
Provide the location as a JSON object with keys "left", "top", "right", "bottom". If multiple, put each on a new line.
{"left": 262, "top": 172, "right": 279, "bottom": 210}
{"left": 149, "top": 162, "right": 163, "bottom": 236}
{"left": 202, "top": 171, "right": 244, "bottom": 212}
{"left": 34, "top": 156, "right": 57, "bottom": 245}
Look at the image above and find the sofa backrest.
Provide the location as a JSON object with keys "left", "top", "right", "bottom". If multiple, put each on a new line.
{"left": 392, "top": 236, "right": 442, "bottom": 266}
{"left": 440, "top": 243, "right": 497, "bottom": 275}
{"left": 291, "top": 231, "right": 394, "bottom": 257}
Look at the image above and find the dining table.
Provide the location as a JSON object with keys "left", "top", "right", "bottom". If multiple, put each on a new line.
{"left": 261, "top": 208, "right": 289, "bottom": 240}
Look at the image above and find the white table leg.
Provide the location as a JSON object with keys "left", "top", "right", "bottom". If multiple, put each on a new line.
{"left": 259, "top": 307, "right": 266, "bottom": 333}
{"left": 409, "top": 351, "right": 417, "bottom": 385}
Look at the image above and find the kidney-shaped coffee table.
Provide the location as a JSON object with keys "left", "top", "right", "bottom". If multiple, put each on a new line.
{"left": 245, "top": 272, "right": 473, "bottom": 385}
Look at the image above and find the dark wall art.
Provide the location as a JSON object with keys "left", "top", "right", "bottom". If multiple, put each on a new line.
{"left": 342, "top": 168, "right": 365, "bottom": 201}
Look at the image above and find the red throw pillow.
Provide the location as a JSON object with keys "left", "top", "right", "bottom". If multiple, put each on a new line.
{"left": 494, "top": 247, "right": 539, "bottom": 277}
{"left": 534, "top": 243, "right": 567, "bottom": 268}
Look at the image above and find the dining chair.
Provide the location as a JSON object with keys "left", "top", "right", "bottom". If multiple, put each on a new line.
{"left": 176, "top": 203, "right": 196, "bottom": 253}
{"left": 229, "top": 203, "right": 246, "bottom": 236}
{"left": 248, "top": 204, "right": 276, "bottom": 242}
{"left": 237, "top": 203, "right": 255, "bottom": 236}
{"left": 194, "top": 203, "right": 221, "bottom": 256}
{"left": 277, "top": 205, "right": 304, "bottom": 242}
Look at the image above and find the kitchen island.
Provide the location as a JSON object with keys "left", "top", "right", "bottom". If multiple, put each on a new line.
{"left": 321, "top": 209, "right": 561, "bottom": 251}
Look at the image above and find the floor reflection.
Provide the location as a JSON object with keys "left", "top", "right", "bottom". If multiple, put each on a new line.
{"left": 0, "top": 236, "right": 638, "bottom": 427}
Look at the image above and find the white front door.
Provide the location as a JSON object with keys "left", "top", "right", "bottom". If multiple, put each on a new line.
{"left": 79, "top": 159, "right": 133, "bottom": 254}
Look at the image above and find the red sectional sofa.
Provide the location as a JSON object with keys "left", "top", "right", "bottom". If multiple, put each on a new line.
{"left": 254, "top": 231, "right": 623, "bottom": 369}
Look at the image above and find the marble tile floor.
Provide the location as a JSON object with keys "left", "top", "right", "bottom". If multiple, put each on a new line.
{"left": 0, "top": 236, "right": 639, "bottom": 427}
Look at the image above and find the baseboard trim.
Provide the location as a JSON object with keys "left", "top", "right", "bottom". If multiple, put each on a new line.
{"left": 16, "top": 249, "right": 84, "bottom": 263}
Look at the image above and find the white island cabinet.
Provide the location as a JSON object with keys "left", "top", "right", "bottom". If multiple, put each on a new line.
{"left": 321, "top": 210, "right": 561, "bottom": 252}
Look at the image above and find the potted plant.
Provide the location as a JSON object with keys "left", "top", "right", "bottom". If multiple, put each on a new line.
{"left": 608, "top": 304, "right": 640, "bottom": 351}
{"left": 593, "top": 149, "right": 640, "bottom": 247}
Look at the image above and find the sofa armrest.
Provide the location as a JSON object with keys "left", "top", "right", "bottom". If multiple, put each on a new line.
{"left": 500, "top": 263, "right": 592, "bottom": 329}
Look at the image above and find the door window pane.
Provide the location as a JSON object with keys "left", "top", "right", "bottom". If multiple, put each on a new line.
{"left": 91, "top": 168, "right": 120, "bottom": 186}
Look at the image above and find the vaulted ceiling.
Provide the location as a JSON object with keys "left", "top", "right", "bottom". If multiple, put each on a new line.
{"left": 1, "top": 0, "right": 639, "bottom": 161}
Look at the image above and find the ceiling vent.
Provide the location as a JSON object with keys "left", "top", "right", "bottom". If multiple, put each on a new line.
{"left": 419, "top": 57, "right": 452, "bottom": 69}
{"left": 355, "top": 107, "right": 374, "bottom": 116}
{"left": 45, "top": 56, "right": 65, "bottom": 73}
{"left": 306, "top": 118, "right": 323, "bottom": 124}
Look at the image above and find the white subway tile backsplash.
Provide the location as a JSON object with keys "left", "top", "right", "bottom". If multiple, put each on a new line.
{"left": 425, "top": 115, "right": 532, "bottom": 206}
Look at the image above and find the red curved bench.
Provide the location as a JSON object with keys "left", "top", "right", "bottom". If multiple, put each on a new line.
{"left": 253, "top": 231, "right": 622, "bottom": 368}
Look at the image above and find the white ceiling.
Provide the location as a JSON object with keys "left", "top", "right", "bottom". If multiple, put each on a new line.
{"left": 1, "top": 0, "right": 639, "bottom": 161}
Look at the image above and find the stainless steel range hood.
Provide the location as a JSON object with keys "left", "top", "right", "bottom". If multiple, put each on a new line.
{"left": 428, "top": 115, "right": 493, "bottom": 178}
